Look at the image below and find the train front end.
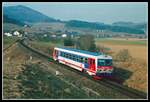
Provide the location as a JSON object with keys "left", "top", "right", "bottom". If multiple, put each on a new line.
{"left": 95, "top": 55, "right": 113, "bottom": 78}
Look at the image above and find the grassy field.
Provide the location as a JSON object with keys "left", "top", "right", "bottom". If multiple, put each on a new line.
{"left": 3, "top": 36, "right": 19, "bottom": 49}
{"left": 3, "top": 41, "right": 133, "bottom": 99}
{"left": 95, "top": 38, "right": 147, "bottom": 46}
{"left": 3, "top": 43, "right": 90, "bottom": 99}
{"left": 28, "top": 37, "right": 148, "bottom": 93}
{"left": 28, "top": 40, "right": 64, "bottom": 55}
{"left": 95, "top": 38, "right": 148, "bottom": 93}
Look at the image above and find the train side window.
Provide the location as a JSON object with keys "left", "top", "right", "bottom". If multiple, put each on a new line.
{"left": 73, "top": 55, "right": 76, "bottom": 61}
{"left": 61, "top": 52, "right": 63, "bottom": 56}
{"left": 60, "top": 52, "right": 63, "bottom": 56}
{"left": 80, "top": 57, "right": 82, "bottom": 62}
{"left": 59, "top": 52, "right": 61, "bottom": 56}
{"left": 60, "top": 52, "right": 62, "bottom": 56}
{"left": 84, "top": 58, "right": 88, "bottom": 63}
{"left": 71, "top": 54, "right": 73, "bottom": 60}
{"left": 70, "top": 54, "right": 73, "bottom": 60}
{"left": 76, "top": 56, "right": 78, "bottom": 62}
{"left": 57, "top": 51, "right": 60, "bottom": 56}
{"left": 69, "top": 54, "right": 72, "bottom": 59}
{"left": 63, "top": 52, "right": 64, "bottom": 57}
{"left": 65, "top": 53, "right": 67, "bottom": 58}
{"left": 56, "top": 50, "right": 59, "bottom": 56}
{"left": 64, "top": 53, "right": 66, "bottom": 58}
{"left": 75, "top": 55, "right": 78, "bottom": 61}
{"left": 76, "top": 55, "right": 78, "bottom": 62}
{"left": 62, "top": 52, "right": 65, "bottom": 57}
{"left": 78, "top": 56, "right": 80, "bottom": 62}
{"left": 73, "top": 55, "right": 75, "bottom": 61}
{"left": 68, "top": 54, "right": 70, "bottom": 59}
{"left": 76, "top": 56, "right": 78, "bottom": 61}
{"left": 77, "top": 56, "right": 80, "bottom": 62}
{"left": 66, "top": 53, "right": 68, "bottom": 58}
{"left": 78, "top": 56, "right": 81, "bottom": 62}
{"left": 81, "top": 57, "right": 83, "bottom": 63}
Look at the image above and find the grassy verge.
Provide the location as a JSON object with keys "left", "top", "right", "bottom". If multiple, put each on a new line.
{"left": 29, "top": 40, "right": 63, "bottom": 55}
{"left": 16, "top": 63, "right": 92, "bottom": 99}
{"left": 3, "top": 36, "right": 19, "bottom": 49}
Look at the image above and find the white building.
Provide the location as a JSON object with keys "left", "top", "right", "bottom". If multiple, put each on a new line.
{"left": 13, "top": 31, "right": 22, "bottom": 37}
{"left": 44, "top": 34, "right": 47, "bottom": 37}
{"left": 24, "top": 25, "right": 27, "bottom": 27}
{"left": 4, "top": 33, "right": 12, "bottom": 37}
{"left": 51, "top": 34, "right": 56, "bottom": 38}
{"left": 13, "top": 31, "right": 20, "bottom": 36}
{"left": 62, "top": 34, "right": 67, "bottom": 38}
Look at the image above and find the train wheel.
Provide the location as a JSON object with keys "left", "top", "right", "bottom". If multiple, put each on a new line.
{"left": 49, "top": 62, "right": 53, "bottom": 64}
{"left": 93, "top": 76, "right": 102, "bottom": 80}
{"left": 82, "top": 69, "right": 86, "bottom": 73}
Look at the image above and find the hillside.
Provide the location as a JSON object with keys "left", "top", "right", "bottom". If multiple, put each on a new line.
{"left": 3, "top": 5, "right": 58, "bottom": 24}
{"left": 112, "top": 21, "right": 147, "bottom": 32}
{"left": 65, "top": 20, "right": 145, "bottom": 34}
{"left": 3, "top": 15, "right": 25, "bottom": 26}
{"left": 3, "top": 5, "right": 147, "bottom": 35}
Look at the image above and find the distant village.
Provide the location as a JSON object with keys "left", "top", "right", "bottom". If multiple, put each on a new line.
{"left": 3, "top": 25, "right": 80, "bottom": 39}
{"left": 4, "top": 26, "right": 147, "bottom": 39}
{"left": 4, "top": 31, "right": 22, "bottom": 37}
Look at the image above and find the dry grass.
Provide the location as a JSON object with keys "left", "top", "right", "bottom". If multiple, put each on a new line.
{"left": 3, "top": 43, "right": 95, "bottom": 99}
{"left": 96, "top": 38, "right": 147, "bottom": 62}
{"left": 96, "top": 38, "right": 148, "bottom": 93}
{"left": 3, "top": 44, "right": 29, "bottom": 99}
{"left": 97, "top": 44, "right": 147, "bottom": 62}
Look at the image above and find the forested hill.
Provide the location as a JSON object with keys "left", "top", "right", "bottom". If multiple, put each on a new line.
{"left": 3, "top": 5, "right": 58, "bottom": 24}
{"left": 3, "top": 15, "right": 25, "bottom": 26}
{"left": 65, "top": 20, "right": 145, "bottom": 34}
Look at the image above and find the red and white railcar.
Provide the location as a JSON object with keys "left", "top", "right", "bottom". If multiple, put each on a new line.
{"left": 52, "top": 47, "right": 113, "bottom": 78}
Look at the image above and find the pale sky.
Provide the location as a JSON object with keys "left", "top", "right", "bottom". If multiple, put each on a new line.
{"left": 3, "top": 2, "right": 148, "bottom": 24}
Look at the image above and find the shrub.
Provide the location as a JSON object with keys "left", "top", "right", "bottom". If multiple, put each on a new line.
{"left": 115, "top": 49, "right": 132, "bottom": 62}
{"left": 64, "top": 38, "right": 74, "bottom": 46}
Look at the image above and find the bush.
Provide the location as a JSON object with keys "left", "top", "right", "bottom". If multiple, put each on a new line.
{"left": 115, "top": 49, "right": 132, "bottom": 62}
{"left": 77, "top": 34, "right": 96, "bottom": 52}
{"left": 64, "top": 38, "right": 74, "bottom": 46}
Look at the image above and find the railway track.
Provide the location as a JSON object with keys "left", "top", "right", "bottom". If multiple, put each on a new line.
{"left": 3, "top": 39, "right": 20, "bottom": 52}
{"left": 18, "top": 39, "right": 147, "bottom": 99}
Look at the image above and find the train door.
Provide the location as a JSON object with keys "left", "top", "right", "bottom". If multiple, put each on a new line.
{"left": 53, "top": 49, "right": 58, "bottom": 59}
{"left": 56, "top": 50, "right": 58, "bottom": 57}
{"left": 88, "top": 58, "right": 96, "bottom": 71}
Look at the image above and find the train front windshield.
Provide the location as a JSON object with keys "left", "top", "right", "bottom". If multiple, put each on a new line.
{"left": 97, "top": 59, "right": 112, "bottom": 66}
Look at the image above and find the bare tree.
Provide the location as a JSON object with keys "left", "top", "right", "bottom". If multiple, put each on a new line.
{"left": 115, "top": 49, "right": 132, "bottom": 62}
{"left": 77, "top": 34, "right": 96, "bottom": 52}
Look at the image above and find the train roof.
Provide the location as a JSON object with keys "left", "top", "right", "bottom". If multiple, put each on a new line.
{"left": 55, "top": 47, "right": 102, "bottom": 56}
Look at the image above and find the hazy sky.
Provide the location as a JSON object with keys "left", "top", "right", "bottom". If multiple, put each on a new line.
{"left": 3, "top": 2, "right": 148, "bottom": 24}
